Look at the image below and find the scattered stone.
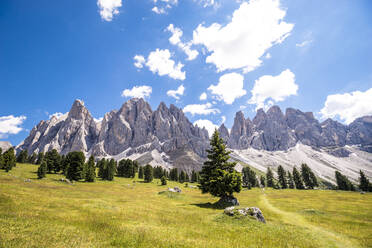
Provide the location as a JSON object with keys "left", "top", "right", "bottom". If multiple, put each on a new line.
{"left": 167, "top": 187, "right": 182, "bottom": 193}
{"left": 24, "top": 179, "right": 32, "bottom": 183}
{"left": 360, "top": 191, "right": 365, "bottom": 194}
{"left": 188, "top": 185, "right": 197, "bottom": 189}
{"left": 60, "top": 178, "right": 72, "bottom": 184}
{"left": 217, "top": 195, "right": 239, "bottom": 206}
{"left": 224, "top": 206, "right": 266, "bottom": 223}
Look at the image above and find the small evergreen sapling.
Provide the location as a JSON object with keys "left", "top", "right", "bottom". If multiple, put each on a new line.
{"left": 266, "top": 167, "right": 274, "bottom": 187}
{"left": 144, "top": 164, "right": 153, "bottom": 183}
{"left": 161, "top": 175, "right": 167, "bottom": 185}
{"left": 37, "top": 161, "right": 47, "bottom": 179}
{"left": 138, "top": 166, "right": 144, "bottom": 179}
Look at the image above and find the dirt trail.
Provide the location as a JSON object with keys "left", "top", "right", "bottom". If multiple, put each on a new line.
{"left": 259, "top": 193, "right": 357, "bottom": 248}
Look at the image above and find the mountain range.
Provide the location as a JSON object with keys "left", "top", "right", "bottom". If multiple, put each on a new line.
{"left": 17, "top": 98, "right": 372, "bottom": 183}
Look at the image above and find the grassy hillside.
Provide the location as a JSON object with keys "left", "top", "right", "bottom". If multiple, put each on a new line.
{"left": 0, "top": 163, "right": 371, "bottom": 248}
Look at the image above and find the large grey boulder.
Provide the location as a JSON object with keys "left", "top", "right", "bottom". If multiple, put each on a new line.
{"left": 224, "top": 206, "right": 266, "bottom": 223}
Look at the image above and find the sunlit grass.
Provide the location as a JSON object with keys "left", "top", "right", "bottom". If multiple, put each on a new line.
{"left": 0, "top": 163, "right": 371, "bottom": 247}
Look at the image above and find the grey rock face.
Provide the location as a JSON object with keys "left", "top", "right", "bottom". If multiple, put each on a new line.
{"left": 218, "top": 124, "right": 230, "bottom": 143}
{"left": 347, "top": 116, "right": 372, "bottom": 147}
{"left": 0, "top": 141, "right": 12, "bottom": 151}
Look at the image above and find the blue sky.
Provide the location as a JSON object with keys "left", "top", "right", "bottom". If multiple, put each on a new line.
{"left": 1, "top": 0, "right": 372, "bottom": 145}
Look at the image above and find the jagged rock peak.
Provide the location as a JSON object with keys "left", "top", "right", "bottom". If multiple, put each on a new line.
{"left": 68, "top": 99, "right": 90, "bottom": 120}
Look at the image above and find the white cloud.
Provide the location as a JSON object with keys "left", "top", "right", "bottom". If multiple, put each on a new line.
{"left": 97, "top": 0, "right": 122, "bottom": 21}
{"left": 133, "top": 55, "right": 145, "bottom": 68}
{"left": 221, "top": 115, "right": 226, "bottom": 123}
{"left": 296, "top": 40, "right": 312, "bottom": 47}
{"left": 121, "top": 85, "right": 152, "bottom": 99}
{"left": 167, "top": 84, "right": 185, "bottom": 100}
{"left": 94, "top": 117, "right": 103, "bottom": 123}
{"left": 199, "top": 92, "right": 207, "bottom": 100}
{"left": 248, "top": 69, "right": 298, "bottom": 110}
{"left": 49, "top": 112, "right": 64, "bottom": 119}
{"left": 0, "top": 115, "right": 26, "bottom": 138}
{"left": 183, "top": 103, "right": 220, "bottom": 115}
{"left": 167, "top": 24, "right": 199, "bottom": 60}
{"left": 152, "top": 6, "right": 166, "bottom": 14}
{"left": 208, "top": 72, "right": 246, "bottom": 104}
{"left": 145, "top": 49, "right": 186, "bottom": 80}
{"left": 194, "top": 119, "right": 218, "bottom": 137}
{"left": 320, "top": 88, "right": 372, "bottom": 124}
{"left": 265, "top": 53, "right": 271, "bottom": 59}
{"left": 192, "top": 0, "right": 294, "bottom": 73}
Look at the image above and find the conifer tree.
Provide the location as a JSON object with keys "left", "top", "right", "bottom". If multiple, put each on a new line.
{"left": 260, "top": 175, "right": 266, "bottom": 187}
{"left": 97, "top": 158, "right": 106, "bottom": 179}
{"left": 179, "top": 170, "right": 186, "bottom": 183}
{"left": 359, "top": 170, "right": 371, "bottom": 192}
{"left": 66, "top": 151, "right": 85, "bottom": 181}
{"left": 106, "top": 159, "right": 116, "bottom": 181}
{"left": 169, "top": 168, "right": 179, "bottom": 181}
{"left": 44, "top": 149, "right": 61, "bottom": 173}
{"left": 185, "top": 172, "right": 190, "bottom": 182}
{"left": 287, "top": 171, "right": 295, "bottom": 189}
{"left": 17, "top": 149, "right": 28, "bottom": 164}
{"left": 28, "top": 152, "right": 37, "bottom": 164}
{"left": 199, "top": 130, "right": 242, "bottom": 202}
{"left": 144, "top": 164, "right": 153, "bottom": 183}
{"left": 85, "top": 156, "right": 96, "bottom": 182}
{"left": 242, "top": 167, "right": 258, "bottom": 189}
{"left": 191, "top": 170, "right": 197, "bottom": 183}
{"left": 36, "top": 152, "right": 44, "bottom": 165}
{"left": 335, "top": 171, "right": 355, "bottom": 191}
{"left": 277, "top": 165, "right": 288, "bottom": 189}
{"left": 3, "top": 148, "right": 16, "bottom": 172}
{"left": 293, "top": 167, "right": 305, "bottom": 189}
{"left": 161, "top": 175, "right": 167, "bottom": 185}
{"left": 301, "top": 164, "right": 318, "bottom": 189}
{"left": 37, "top": 161, "right": 47, "bottom": 179}
{"left": 0, "top": 148, "right": 4, "bottom": 169}
{"left": 138, "top": 166, "right": 144, "bottom": 179}
{"left": 266, "top": 167, "right": 274, "bottom": 187}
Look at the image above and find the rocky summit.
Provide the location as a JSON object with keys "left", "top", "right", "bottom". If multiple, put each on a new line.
{"left": 17, "top": 99, "right": 372, "bottom": 178}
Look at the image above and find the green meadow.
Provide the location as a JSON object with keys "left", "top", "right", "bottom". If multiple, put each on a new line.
{"left": 0, "top": 163, "right": 371, "bottom": 248}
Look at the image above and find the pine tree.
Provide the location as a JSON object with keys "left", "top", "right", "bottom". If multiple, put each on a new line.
{"left": 16, "top": 149, "right": 28, "bottom": 164}
{"left": 199, "top": 130, "right": 242, "bottom": 202}
{"left": 266, "top": 167, "right": 274, "bottom": 187}
{"left": 260, "top": 175, "right": 266, "bottom": 187}
{"left": 28, "top": 152, "right": 37, "bottom": 164}
{"left": 169, "top": 168, "right": 179, "bottom": 181}
{"left": 85, "top": 156, "right": 96, "bottom": 182}
{"left": 287, "top": 171, "right": 295, "bottom": 189}
{"left": 106, "top": 159, "right": 116, "bottom": 181}
{"left": 45, "top": 149, "right": 61, "bottom": 173}
{"left": 36, "top": 152, "right": 44, "bottom": 165}
{"left": 138, "top": 166, "right": 144, "bottom": 179}
{"left": 0, "top": 148, "right": 4, "bottom": 169}
{"left": 191, "top": 170, "right": 197, "bottom": 183}
{"left": 301, "top": 164, "right": 318, "bottom": 189}
{"left": 179, "top": 170, "right": 186, "bottom": 183}
{"left": 37, "top": 161, "right": 47, "bottom": 179}
{"left": 3, "top": 148, "right": 16, "bottom": 172}
{"left": 144, "top": 164, "right": 153, "bottom": 183}
{"left": 117, "top": 159, "right": 135, "bottom": 178}
{"left": 161, "top": 175, "right": 167, "bottom": 185}
{"left": 185, "top": 172, "right": 190, "bottom": 182}
{"left": 335, "top": 171, "right": 355, "bottom": 191}
{"left": 97, "top": 158, "right": 106, "bottom": 179}
{"left": 242, "top": 167, "right": 258, "bottom": 189}
{"left": 293, "top": 167, "right": 304, "bottom": 189}
{"left": 66, "top": 151, "right": 85, "bottom": 181}
{"left": 277, "top": 165, "right": 287, "bottom": 189}
{"left": 359, "top": 170, "right": 370, "bottom": 192}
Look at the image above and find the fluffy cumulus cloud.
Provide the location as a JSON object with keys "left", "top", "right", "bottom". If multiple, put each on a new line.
{"left": 208, "top": 72, "right": 246, "bottom": 104}
{"left": 0, "top": 115, "right": 26, "bottom": 138}
{"left": 320, "top": 88, "right": 372, "bottom": 124}
{"left": 49, "top": 112, "right": 65, "bottom": 119}
{"left": 135, "top": 49, "right": 185, "bottom": 80}
{"left": 121, "top": 85, "right": 152, "bottom": 99}
{"left": 133, "top": 55, "right": 145, "bottom": 68}
{"left": 167, "top": 84, "right": 185, "bottom": 100}
{"left": 97, "top": 0, "right": 122, "bottom": 21}
{"left": 248, "top": 69, "right": 298, "bottom": 110}
{"left": 193, "top": 119, "right": 218, "bottom": 136}
{"left": 192, "top": 0, "right": 294, "bottom": 72}
{"left": 183, "top": 103, "right": 220, "bottom": 115}
{"left": 152, "top": 0, "right": 178, "bottom": 14}
{"left": 199, "top": 92, "right": 207, "bottom": 101}
{"left": 167, "top": 24, "right": 198, "bottom": 60}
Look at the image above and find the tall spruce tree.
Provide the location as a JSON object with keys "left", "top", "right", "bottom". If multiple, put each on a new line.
{"left": 260, "top": 176, "right": 266, "bottom": 187}
{"left": 287, "top": 171, "right": 295, "bottom": 189}
{"left": 199, "top": 130, "right": 242, "bottom": 202}
{"left": 335, "top": 171, "right": 355, "bottom": 191}
{"left": 0, "top": 148, "right": 4, "bottom": 169}
{"left": 277, "top": 165, "right": 288, "bottom": 189}
{"left": 28, "top": 152, "right": 37, "bottom": 164}
{"left": 179, "top": 170, "right": 186, "bottom": 183}
{"left": 106, "top": 159, "right": 116, "bottom": 181}
{"left": 37, "top": 161, "right": 47, "bottom": 179}
{"left": 301, "top": 164, "right": 318, "bottom": 189}
{"left": 191, "top": 170, "right": 197, "bottom": 183}
{"left": 138, "top": 166, "right": 144, "bottom": 179}
{"left": 359, "top": 170, "right": 371, "bottom": 192}
{"left": 3, "top": 148, "right": 16, "bottom": 172}
{"left": 169, "top": 168, "right": 179, "bottom": 181}
{"left": 66, "top": 151, "right": 85, "bottom": 181}
{"left": 97, "top": 158, "right": 106, "bottom": 179}
{"left": 85, "top": 156, "right": 96, "bottom": 182}
{"left": 45, "top": 149, "right": 61, "bottom": 173}
{"left": 16, "top": 149, "right": 28, "bottom": 164}
{"left": 242, "top": 167, "right": 258, "bottom": 189}
{"left": 266, "top": 167, "right": 274, "bottom": 187}
{"left": 36, "top": 152, "right": 44, "bottom": 165}
{"left": 144, "top": 164, "right": 153, "bottom": 183}
{"left": 293, "top": 167, "right": 304, "bottom": 189}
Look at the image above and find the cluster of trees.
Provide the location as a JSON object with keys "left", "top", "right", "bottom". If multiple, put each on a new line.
{"left": 335, "top": 170, "right": 372, "bottom": 192}
{"left": 0, "top": 147, "right": 16, "bottom": 172}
